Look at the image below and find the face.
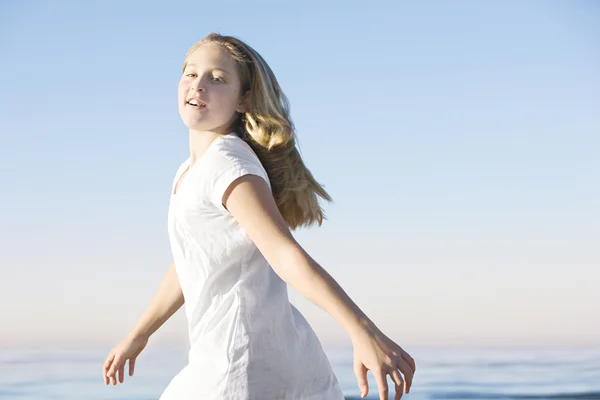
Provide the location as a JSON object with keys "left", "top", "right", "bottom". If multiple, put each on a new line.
{"left": 178, "top": 43, "right": 247, "bottom": 134}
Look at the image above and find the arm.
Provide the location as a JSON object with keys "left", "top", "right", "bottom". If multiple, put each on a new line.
{"left": 103, "top": 262, "right": 184, "bottom": 386}
{"left": 127, "top": 261, "right": 185, "bottom": 341}
{"left": 222, "top": 175, "right": 416, "bottom": 400}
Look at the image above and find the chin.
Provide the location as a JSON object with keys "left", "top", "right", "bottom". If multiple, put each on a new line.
{"left": 181, "top": 116, "right": 231, "bottom": 133}
{"left": 183, "top": 121, "right": 209, "bottom": 131}
{"left": 180, "top": 113, "right": 207, "bottom": 129}
{"left": 182, "top": 119, "right": 221, "bottom": 133}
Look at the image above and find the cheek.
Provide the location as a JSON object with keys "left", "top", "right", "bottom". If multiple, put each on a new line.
{"left": 220, "top": 86, "right": 242, "bottom": 107}
{"left": 177, "top": 81, "right": 189, "bottom": 100}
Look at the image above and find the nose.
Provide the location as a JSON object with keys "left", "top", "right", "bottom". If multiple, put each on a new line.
{"left": 190, "top": 76, "right": 208, "bottom": 93}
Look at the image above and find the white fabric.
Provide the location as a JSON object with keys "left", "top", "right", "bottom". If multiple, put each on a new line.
{"left": 161, "top": 133, "right": 345, "bottom": 400}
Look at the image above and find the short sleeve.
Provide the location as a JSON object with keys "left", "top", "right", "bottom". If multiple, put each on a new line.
{"left": 208, "top": 139, "right": 271, "bottom": 212}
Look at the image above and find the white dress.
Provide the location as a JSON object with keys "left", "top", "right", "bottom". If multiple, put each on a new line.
{"left": 160, "top": 133, "right": 345, "bottom": 400}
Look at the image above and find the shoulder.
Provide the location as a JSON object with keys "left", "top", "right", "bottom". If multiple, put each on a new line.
{"left": 210, "top": 133, "right": 261, "bottom": 168}
{"left": 205, "top": 133, "right": 268, "bottom": 180}
{"left": 203, "top": 133, "right": 271, "bottom": 210}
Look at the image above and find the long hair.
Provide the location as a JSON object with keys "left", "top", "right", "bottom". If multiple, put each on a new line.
{"left": 182, "top": 33, "right": 332, "bottom": 230}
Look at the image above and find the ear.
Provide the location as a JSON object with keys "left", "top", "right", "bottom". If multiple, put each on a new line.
{"left": 236, "top": 90, "right": 250, "bottom": 113}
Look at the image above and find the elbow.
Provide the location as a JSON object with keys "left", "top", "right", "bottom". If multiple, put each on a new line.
{"left": 267, "top": 241, "right": 310, "bottom": 285}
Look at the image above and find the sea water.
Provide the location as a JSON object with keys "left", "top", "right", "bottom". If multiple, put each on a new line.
{"left": 1, "top": 345, "right": 599, "bottom": 399}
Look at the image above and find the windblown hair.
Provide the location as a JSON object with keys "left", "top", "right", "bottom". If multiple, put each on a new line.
{"left": 182, "top": 33, "right": 332, "bottom": 230}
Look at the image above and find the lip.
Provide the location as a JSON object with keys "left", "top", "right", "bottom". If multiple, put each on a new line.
{"left": 186, "top": 98, "right": 207, "bottom": 108}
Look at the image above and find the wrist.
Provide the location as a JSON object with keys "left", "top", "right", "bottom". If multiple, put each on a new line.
{"left": 349, "top": 316, "right": 379, "bottom": 344}
{"left": 127, "top": 328, "right": 151, "bottom": 342}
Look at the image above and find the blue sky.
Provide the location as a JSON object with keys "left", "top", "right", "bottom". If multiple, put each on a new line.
{"left": 1, "top": 0, "right": 598, "bottom": 348}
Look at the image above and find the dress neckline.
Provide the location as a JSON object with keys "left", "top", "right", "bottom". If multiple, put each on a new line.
{"left": 172, "top": 133, "right": 239, "bottom": 197}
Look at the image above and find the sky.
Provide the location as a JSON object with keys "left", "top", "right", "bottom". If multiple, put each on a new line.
{"left": 0, "top": 0, "right": 598, "bottom": 349}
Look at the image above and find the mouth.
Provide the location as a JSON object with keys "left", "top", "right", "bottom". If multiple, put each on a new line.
{"left": 186, "top": 99, "right": 207, "bottom": 109}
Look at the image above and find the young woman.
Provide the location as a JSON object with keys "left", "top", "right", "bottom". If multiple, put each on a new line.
{"left": 103, "top": 33, "right": 416, "bottom": 400}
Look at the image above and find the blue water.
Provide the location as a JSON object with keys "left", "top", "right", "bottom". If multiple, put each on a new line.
{"left": 1, "top": 345, "right": 599, "bottom": 399}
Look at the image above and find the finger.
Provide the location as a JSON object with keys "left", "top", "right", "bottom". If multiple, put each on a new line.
{"left": 118, "top": 363, "right": 125, "bottom": 383}
{"left": 103, "top": 352, "right": 115, "bottom": 371}
{"left": 402, "top": 351, "right": 417, "bottom": 374}
{"left": 103, "top": 364, "right": 110, "bottom": 385}
{"left": 374, "top": 369, "right": 389, "bottom": 400}
{"left": 103, "top": 361, "right": 110, "bottom": 385}
{"left": 353, "top": 359, "right": 369, "bottom": 398}
{"left": 129, "top": 358, "right": 136, "bottom": 376}
{"left": 103, "top": 353, "right": 115, "bottom": 385}
{"left": 397, "top": 358, "right": 414, "bottom": 394}
{"left": 105, "top": 361, "right": 116, "bottom": 385}
{"left": 107, "top": 366, "right": 115, "bottom": 386}
{"left": 390, "top": 369, "right": 405, "bottom": 400}
{"left": 107, "top": 356, "right": 122, "bottom": 385}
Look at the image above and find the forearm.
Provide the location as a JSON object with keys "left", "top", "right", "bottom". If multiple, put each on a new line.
{"left": 273, "top": 245, "right": 378, "bottom": 342}
{"left": 128, "top": 262, "right": 185, "bottom": 340}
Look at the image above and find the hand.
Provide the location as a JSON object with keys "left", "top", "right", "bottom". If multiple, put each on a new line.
{"left": 102, "top": 334, "right": 148, "bottom": 386}
{"left": 352, "top": 325, "right": 416, "bottom": 400}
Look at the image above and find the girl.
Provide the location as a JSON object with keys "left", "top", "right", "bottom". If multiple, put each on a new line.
{"left": 103, "top": 33, "right": 416, "bottom": 400}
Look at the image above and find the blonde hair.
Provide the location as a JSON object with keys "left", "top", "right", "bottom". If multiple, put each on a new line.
{"left": 183, "top": 33, "right": 332, "bottom": 230}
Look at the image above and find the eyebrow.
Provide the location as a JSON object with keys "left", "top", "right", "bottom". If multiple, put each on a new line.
{"left": 185, "top": 63, "right": 231, "bottom": 75}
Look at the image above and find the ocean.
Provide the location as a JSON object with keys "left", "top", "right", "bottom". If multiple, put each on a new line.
{"left": 1, "top": 345, "right": 599, "bottom": 399}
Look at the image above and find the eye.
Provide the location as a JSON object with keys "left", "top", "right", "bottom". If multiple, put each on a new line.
{"left": 185, "top": 73, "right": 197, "bottom": 78}
{"left": 211, "top": 76, "right": 225, "bottom": 83}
